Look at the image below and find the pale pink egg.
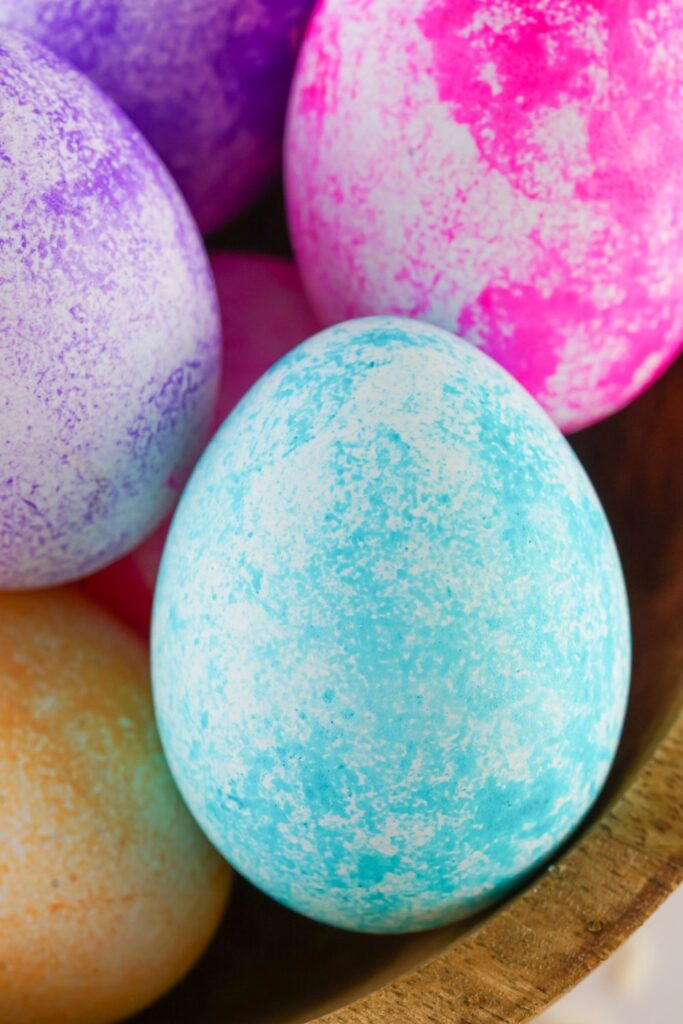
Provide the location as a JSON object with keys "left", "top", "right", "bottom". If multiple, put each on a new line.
{"left": 286, "top": 0, "right": 683, "bottom": 431}
{"left": 83, "top": 253, "right": 319, "bottom": 634}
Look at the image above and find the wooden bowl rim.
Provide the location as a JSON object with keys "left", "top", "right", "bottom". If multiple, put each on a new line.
{"left": 311, "top": 689, "right": 683, "bottom": 1024}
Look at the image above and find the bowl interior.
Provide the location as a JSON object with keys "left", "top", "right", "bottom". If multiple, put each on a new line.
{"left": 133, "top": 201, "right": 683, "bottom": 1024}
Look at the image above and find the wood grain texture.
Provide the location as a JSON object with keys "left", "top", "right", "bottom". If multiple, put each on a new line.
{"left": 134, "top": 198, "right": 683, "bottom": 1024}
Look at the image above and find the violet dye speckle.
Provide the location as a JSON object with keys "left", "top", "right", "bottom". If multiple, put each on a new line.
{"left": 82, "top": 252, "right": 319, "bottom": 637}
{"left": 0, "top": 0, "right": 315, "bottom": 233}
{"left": 0, "top": 29, "right": 220, "bottom": 589}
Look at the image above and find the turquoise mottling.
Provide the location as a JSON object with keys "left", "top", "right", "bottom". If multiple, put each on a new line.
{"left": 152, "top": 316, "right": 631, "bottom": 934}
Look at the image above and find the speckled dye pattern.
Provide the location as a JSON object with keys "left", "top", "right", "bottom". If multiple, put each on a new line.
{"left": 83, "top": 253, "right": 319, "bottom": 635}
{"left": 0, "top": 30, "right": 220, "bottom": 589}
{"left": 152, "top": 317, "right": 631, "bottom": 933}
{"left": 0, "top": 589, "right": 230, "bottom": 1024}
{"left": 286, "top": 0, "right": 683, "bottom": 431}
{"left": 0, "top": 0, "right": 315, "bottom": 233}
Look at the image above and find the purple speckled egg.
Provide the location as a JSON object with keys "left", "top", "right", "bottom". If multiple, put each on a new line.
{"left": 82, "top": 252, "right": 320, "bottom": 637}
{"left": 0, "top": 29, "right": 221, "bottom": 589}
{"left": 0, "top": 0, "right": 315, "bottom": 234}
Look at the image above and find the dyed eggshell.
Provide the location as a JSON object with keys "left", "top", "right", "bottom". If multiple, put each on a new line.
{"left": 82, "top": 524, "right": 167, "bottom": 638}
{"left": 0, "top": 30, "right": 220, "bottom": 589}
{"left": 286, "top": 0, "right": 683, "bottom": 431}
{"left": 0, "top": 589, "right": 230, "bottom": 1024}
{"left": 83, "top": 253, "right": 318, "bottom": 635}
{"left": 152, "top": 316, "right": 631, "bottom": 933}
{"left": 208, "top": 252, "right": 321, "bottom": 429}
{"left": 0, "top": 0, "right": 315, "bottom": 233}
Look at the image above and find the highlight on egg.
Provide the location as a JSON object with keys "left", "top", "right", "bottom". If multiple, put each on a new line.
{"left": 0, "top": 588, "right": 230, "bottom": 1024}
{"left": 82, "top": 252, "right": 319, "bottom": 635}
{"left": 286, "top": 0, "right": 683, "bottom": 431}
{"left": 0, "top": 28, "right": 220, "bottom": 590}
{"left": 0, "top": 0, "right": 315, "bottom": 233}
{"left": 153, "top": 316, "right": 630, "bottom": 934}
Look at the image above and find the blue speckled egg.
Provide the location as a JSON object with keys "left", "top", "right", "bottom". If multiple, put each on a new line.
{"left": 152, "top": 316, "right": 631, "bottom": 934}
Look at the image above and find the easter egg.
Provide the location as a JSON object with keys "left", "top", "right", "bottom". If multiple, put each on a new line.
{"left": 286, "top": 0, "right": 683, "bottom": 431}
{"left": 83, "top": 253, "right": 318, "bottom": 635}
{"left": 208, "top": 252, "right": 321, "bottom": 428}
{"left": 152, "top": 316, "right": 631, "bottom": 933}
{"left": 0, "top": 0, "right": 315, "bottom": 233}
{"left": 0, "top": 29, "right": 220, "bottom": 589}
{"left": 0, "top": 589, "right": 230, "bottom": 1024}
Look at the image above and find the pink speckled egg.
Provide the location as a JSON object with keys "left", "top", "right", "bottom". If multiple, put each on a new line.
{"left": 208, "top": 251, "right": 320, "bottom": 428}
{"left": 83, "top": 253, "right": 319, "bottom": 635}
{"left": 286, "top": 0, "right": 683, "bottom": 431}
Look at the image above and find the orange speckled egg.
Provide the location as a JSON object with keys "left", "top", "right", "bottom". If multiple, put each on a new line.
{"left": 0, "top": 588, "right": 231, "bottom": 1024}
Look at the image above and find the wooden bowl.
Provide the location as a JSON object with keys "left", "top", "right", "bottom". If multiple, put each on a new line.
{"left": 134, "top": 203, "right": 683, "bottom": 1024}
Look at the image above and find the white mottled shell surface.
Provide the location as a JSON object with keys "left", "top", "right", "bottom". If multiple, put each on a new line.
{"left": 0, "top": 30, "right": 220, "bottom": 588}
{"left": 153, "top": 317, "right": 630, "bottom": 933}
{"left": 0, "top": 0, "right": 315, "bottom": 233}
{"left": 286, "top": 0, "right": 683, "bottom": 430}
